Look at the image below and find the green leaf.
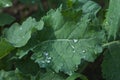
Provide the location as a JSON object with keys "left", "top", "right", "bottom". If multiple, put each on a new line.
{"left": 36, "top": 70, "right": 65, "bottom": 80}
{"left": 5, "top": 17, "right": 44, "bottom": 47}
{"left": 0, "top": 0, "right": 12, "bottom": 8}
{"left": 31, "top": 6, "right": 103, "bottom": 75}
{"left": 15, "top": 57, "right": 40, "bottom": 76}
{"left": 82, "top": 1, "right": 101, "bottom": 15}
{"left": 0, "top": 13, "right": 15, "bottom": 27}
{"left": 0, "top": 69, "right": 33, "bottom": 80}
{"left": 0, "top": 38, "right": 14, "bottom": 59}
{"left": 102, "top": 43, "right": 120, "bottom": 80}
{"left": 66, "top": 73, "right": 88, "bottom": 80}
{"left": 104, "top": 0, "right": 120, "bottom": 39}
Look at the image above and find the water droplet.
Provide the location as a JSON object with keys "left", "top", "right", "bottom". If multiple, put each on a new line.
{"left": 47, "top": 57, "right": 52, "bottom": 60}
{"left": 73, "top": 39, "right": 78, "bottom": 43}
{"left": 43, "top": 52, "right": 49, "bottom": 56}
{"left": 20, "top": 27, "right": 22, "bottom": 30}
{"left": 22, "top": 36, "right": 25, "bottom": 38}
{"left": 82, "top": 50, "right": 86, "bottom": 53}
{"left": 73, "top": 50, "right": 75, "bottom": 53}
{"left": 32, "top": 0, "right": 35, "bottom": 4}
{"left": 41, "top": 61, "right": 45, "bottom": 63}
{"left": 5, "top": 4, "right": 10, "bottom": 7}
{"left": 46, "top": 60, "right": 50, "bottom": 63}
{"left": 71, "top": 45, "right": 75, "bottom": 49}
{"left": 83, "top": 56, "right": 86, "bottom": 58}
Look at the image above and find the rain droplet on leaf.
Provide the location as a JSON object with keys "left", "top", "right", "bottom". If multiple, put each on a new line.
{"left": 46, "top": 60, "right": 50, "bottom": 63}
{"left": 43, "top": 52, "right": 49, "bottom": 56}
{"left": 47, "top": 57, "right": 52, "bottom": 60}
{"left": 20, "top": 27, "right": 22, "bottom": 30}
{"left": 73, "top": 39, "right": 78, "bottom": 43}
{"left": 82, "top": 50, "right": 86, "bottom": 53}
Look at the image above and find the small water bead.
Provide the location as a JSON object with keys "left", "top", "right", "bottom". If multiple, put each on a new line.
{"left": 43, "top": 52, "right": 49, "bottom": 56}
{"left": 73, "top": 39, "right": 78, "bottom": 43}
{"left": 47, "top": 57, "right": 52, "bottom": 60}
{"left": 5, "top": 4, "right": 10, "bottom": 7}
{"left": 20, "top": 27, "right": 22, "bottom": 30}
{"left": 41, "top": 61, "right": 45, "bottom": 63}
{"left": 32, "top": 1, "right": 35, "bottom": 4}
{"left": 73, "top": 50, "right": 76, "bottom": 53}
{"left": 46, "top": 60, "right": 50, "bottom": 63}
{"left": 71, "top": 45, "right": 75, "bottom": 49}
{"left": 82, "top": 50, "right": 86, "bottom": 53}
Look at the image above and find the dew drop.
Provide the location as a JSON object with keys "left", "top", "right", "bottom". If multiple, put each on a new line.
{"left": 43, "top": 52, "right": 49, "bottom": 56}
{"left": 46, "top": 60, "right": 50, "bottom": 63}
{"left": 73, "top": 39, "right": 78, "bottom": 43}
{"left": 32, "top": 0, "right": 35, "bottom": 4}
{"left": 22, "top": 36, "right": 25, "bottom": 38}
{"left": 47, "top": 57, "right": 52, "bottom": 60}
{"left": 41, "top": 61, "right": 45, "bottom": 63}
{"left": 83, "top": 56, "right": 86, "bottom": 58}
{"left": 20, "top": 27, "right": 22, "bottom": 30}
{"left": 73, "top": 50, "right": 75, "bottom": 53}
{"left": 5, "top": 4, "right": 10, "bottom": 7}
{"left": 82, "top": 50, "right": 86, "bottom": 53}
{"left": 71, "top": 45, "right": 75, "bottom": 49}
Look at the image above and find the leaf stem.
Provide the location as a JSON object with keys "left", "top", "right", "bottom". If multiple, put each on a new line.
{"left": 102, "top": 40, "right": 120, "bottom": 48}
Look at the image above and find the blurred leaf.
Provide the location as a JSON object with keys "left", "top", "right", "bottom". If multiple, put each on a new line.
{"left": 0, "top": 0, "right": 12, "bottom": 8}
{"left": 0, "top": 69, "right": 34, "bottom": 80}
{"left": 0, "top": 38, "right": 14, "bottom": 59}
{"left": 0, "top": 13, "right": 15, "bottom": 27}
{"left": 102, "top": 43, "right": 120, "bottom": 80}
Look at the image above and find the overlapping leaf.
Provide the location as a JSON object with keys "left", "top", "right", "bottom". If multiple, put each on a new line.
{"left": 102, "top": 43, "right": 120, "bottom": 80}
{"left": 0, "top": 38, "right": 14, "bottom": 59}
{"left": 5, "top": 17, "right": 44, "bottom": 47}
{"left": 31, "top": 1, "right": 104, "bottom": 75}
{"left": 0, "top": 69, "right": 33, "bottom": 80}
{"left": 104, "top": 0, "right": 120, "bottom": 39}
{"left": 0, "top": 13, "right": 15, "bottom": 27}
{"left": 0, "top": 0, "right": 12, "bottom": 8}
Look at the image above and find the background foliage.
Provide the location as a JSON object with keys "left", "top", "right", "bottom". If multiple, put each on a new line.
{"left": 0, "top": 0, "right": 120, "bottom": 80}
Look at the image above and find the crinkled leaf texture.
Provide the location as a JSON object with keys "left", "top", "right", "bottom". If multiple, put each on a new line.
{"left": 102, "top": 43, "right": 120, "bottom": 80}
{"left": 104, "top": 0, "right": 120, "bottom": 39}
{"left": 5, "top": 17, "right": 44, "bottom": 47}
{"left": 31, "top": 2, "right": 103, "bottom": 75}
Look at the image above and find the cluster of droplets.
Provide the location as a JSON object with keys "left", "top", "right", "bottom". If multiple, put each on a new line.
{"left": 70, "top": 39, "right": 79, "bottom": 53}
{"left": 40, "top": 52, "right": 52, "bottom": 67}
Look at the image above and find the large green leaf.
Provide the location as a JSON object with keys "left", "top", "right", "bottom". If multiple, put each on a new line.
{"left": 104, "top": 0, "right": 120, "bottom": 39}
{"left": 0, "top": 0, "right": 12, "bottom": 8}
{"left": 102, "top": 43, "right": 120, "bottom": 80}
{"left": 5, "top": 17, "right": 44, "bottom": 47}
{"left": 31, "top": 3, "right": 103, "bottom": 75}
{"left": 0, "top": 38, "right": 14, "bottom": 59}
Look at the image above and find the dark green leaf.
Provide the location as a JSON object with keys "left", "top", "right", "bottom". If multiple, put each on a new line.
{"left": 0, "top": 13, "right": 15, "bottom": 27}
{"left": 104, "top": 0, "right": 120, "bottom": 39}
{"left": 0, "top": 38, "right": 14, "bottom": 59}
{"left": 102, "top": 43, "right": 120, "bottom": 80}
